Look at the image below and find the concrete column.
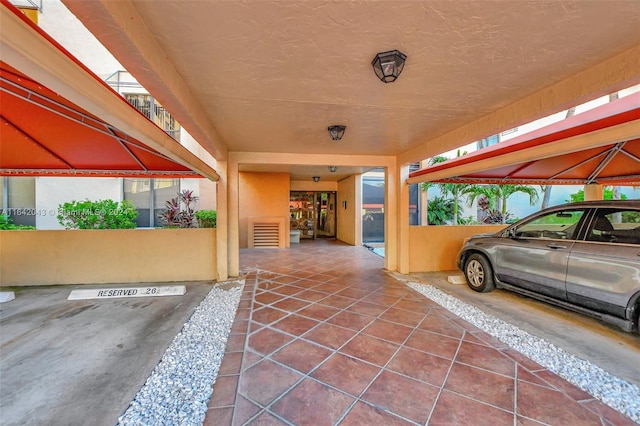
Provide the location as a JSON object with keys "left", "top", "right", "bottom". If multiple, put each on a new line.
{"left": 419, "top": 159, "right": 429, "bottom": 225}
{"left": 215, "top": 161, "right": 228, "bottom": 281}
{"left": 228, "top": 155, "right": 240, "bottom": 277}
{"left": 584, "top": 184, "right": 604, "bottom": 201}
{"left": 384, "top": 162, "right": 399, "bottom": 272}
{"left": 398, "top": 162, "right": 411, "bottom": 274}
{"left": 354, "top": 174, "right": 363, "bottom": 246}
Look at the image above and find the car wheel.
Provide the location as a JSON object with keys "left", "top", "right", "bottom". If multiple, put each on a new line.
{"left": 464, "top": 253, "right": 495, "bottom": 293}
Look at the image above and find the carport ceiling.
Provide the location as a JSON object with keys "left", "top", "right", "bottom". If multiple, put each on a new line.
{"left": 60, "top": 1, "right": 640, "bottom": 170}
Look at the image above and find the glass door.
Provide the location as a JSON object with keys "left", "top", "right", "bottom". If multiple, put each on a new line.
{"left": 315, "top": 192, "right": 336, "bottom": 238}
{"left": 289, "top": 192, "right": 315, "bottom": 239}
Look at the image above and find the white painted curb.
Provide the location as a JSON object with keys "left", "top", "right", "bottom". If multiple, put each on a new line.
{"left": 0, "top": 291, "right": 16, "bottom": 303}
{"left": 447, "top": 275, "right": 466, "bottom": 285}
{"left": 68, "top": 285, "right": 186, "bottom": 300}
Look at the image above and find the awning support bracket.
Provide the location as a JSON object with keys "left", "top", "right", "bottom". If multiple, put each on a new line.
{"left": 548, "top": 150, "right": 609, "bottom": 181}
{"left": 586, "top": 141, "right": 626, "bottom": 184}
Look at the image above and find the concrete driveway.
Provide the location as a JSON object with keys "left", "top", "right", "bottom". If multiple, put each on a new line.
{"left": 0, "top": 282, "right": 212, "bottom": 426}
{"left": 407, "top": 271, "right": 640, "bottom": 388}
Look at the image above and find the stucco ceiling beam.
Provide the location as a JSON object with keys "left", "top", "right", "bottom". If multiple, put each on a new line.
{"left": 230, "top": 152, "right": 396, "bottom": 169}
{"left": 399, "top": 44, "right": 640, "bottom": 167}
{"left": 0, "top": 3, "right": 220, "bottom": 181}
{"left": 62, "top": 0, "right": 228, "bottom": 161}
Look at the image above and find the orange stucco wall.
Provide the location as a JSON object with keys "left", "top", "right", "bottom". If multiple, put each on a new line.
{"left": 238, "top": 172, "right": 290, "bottom": 248}
{"left": 409, "top": 225, "right": 505, "bottom": 272}
{"left": 337, "top": 175, "right": 359, "bottom": 245}
{"left": 0, "top": 228, "right": 217, "bottom": 285}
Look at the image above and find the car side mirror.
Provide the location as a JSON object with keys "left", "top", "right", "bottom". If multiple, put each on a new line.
{"left": 507, "top": 228, "right": 518, "bottom": 239}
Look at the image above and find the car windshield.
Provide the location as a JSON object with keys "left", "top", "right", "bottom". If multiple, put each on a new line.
{"left": 514, "top": 209, "right": 584, "bottom": 240}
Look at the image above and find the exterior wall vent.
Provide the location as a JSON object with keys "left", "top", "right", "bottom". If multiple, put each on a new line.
{"left": 248, "top": 217, "right": 287, "bottom": 248}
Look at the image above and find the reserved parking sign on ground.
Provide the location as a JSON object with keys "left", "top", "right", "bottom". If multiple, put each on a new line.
{"left": 68, "top": 285, "right": 186, "bottom": 300}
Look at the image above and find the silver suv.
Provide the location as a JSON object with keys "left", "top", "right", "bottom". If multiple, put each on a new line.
{"left": 457, "top": 200, "right": 640, "bottom": 333}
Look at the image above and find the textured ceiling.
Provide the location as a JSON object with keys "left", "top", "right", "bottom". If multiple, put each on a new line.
{"left": 61, "top": 0, "right": 640, "bottom": 181}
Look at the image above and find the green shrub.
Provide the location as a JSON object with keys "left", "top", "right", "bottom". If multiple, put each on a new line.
{"left": 195, "top": 210, "right": 217, "bottom": 228}
{"left": 0, "top": 215, "right": 35, "bottom": 230}
{"left": 57, "top": 199, "right": 138, "bottom": 229}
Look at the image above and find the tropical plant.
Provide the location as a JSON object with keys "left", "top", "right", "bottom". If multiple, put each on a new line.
{"left": 421, "top": 151, "right": 474, "bottom": 224}
{"left": 476, "top": 195, "right": 512, "bottom": 224}
{"left": 466, "top": 184, "right": 539, "bottom": 221}
{"left": 0, "top": 215, "right": 35, "bottom": 230}
{"left": 195, "top": 209, "right": 217, "bottom": 228}
{"left": 158, "top": 190, "right": 199, "bottom": 228}
{"left": 438, "top": 182, "right": 478, "bottom": 225}
{"left": 427, "top": 196, "right": 458, "bottom": 225}
{"left": 57, "top": 199, "right": 138, "bottom": 229}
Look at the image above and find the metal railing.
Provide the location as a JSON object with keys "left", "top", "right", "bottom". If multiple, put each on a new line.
{"left": 104, "top": 71, "right": 181, "bottom": 141}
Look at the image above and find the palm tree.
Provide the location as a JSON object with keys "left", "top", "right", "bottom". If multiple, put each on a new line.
{"left": 420, "top": 155, "right": 449, "bottom": 192}
{"left": 500, "top": 184, "right": 539, "bottom": 214}
{"left": 540, "top": 185, "right": 552, "bottom": 209}
{"left": 421, "top": 151, "right": 473, "bottom": 224}
{"left": 439, "top": 183, "right": 476, "bottom": 225}
{"left": 467, "top": 184, "right": 539, "bottom": 222}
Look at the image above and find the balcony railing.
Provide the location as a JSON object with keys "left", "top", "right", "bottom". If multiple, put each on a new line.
{"left": 104, "top": 71, "right": 181, "bottom": 141}
{"left": 125, "top": 94, "right": 181, "bottom": 140}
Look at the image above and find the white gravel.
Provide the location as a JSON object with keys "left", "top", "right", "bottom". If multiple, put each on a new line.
{"left": 117, "top": 280, "right": 244, "bottom": 426}
{"left": 406, "top": 281, "right": 640, "bottom": 423}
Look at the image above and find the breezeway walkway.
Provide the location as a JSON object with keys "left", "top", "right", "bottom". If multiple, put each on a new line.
{"left": 204, "top": 240, "right": 634, "bottom": 425}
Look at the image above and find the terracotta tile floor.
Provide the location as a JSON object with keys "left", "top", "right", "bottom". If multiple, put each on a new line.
{"left": 204, "top": 240, "right": 635, "bottom": 425}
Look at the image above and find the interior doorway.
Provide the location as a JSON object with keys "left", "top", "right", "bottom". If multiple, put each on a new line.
{"left": 315, "top": 192, "right": 336, "bottom": 238}
{"left": 289, "top": 191, "right": 336, "bottom": 240}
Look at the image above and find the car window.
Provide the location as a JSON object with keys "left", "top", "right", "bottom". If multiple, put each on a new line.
{"left": 514, "top": 209, "right": 585, "bottom": 240}
{"left": 586, "top": 208, "right": 640, "bottom": 245}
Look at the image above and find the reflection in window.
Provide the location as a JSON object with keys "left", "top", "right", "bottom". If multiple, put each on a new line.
{"left": 587, "top": 209, "right": 640, "bottom": 245}
{"left": 515, "top": 210, "right": 584, "bottom": 240}
{"left": 124, "top": 178, "right": 179, "bottom": 227}
{"left": 1, "top": 177, "right": 36, "bottom": 227}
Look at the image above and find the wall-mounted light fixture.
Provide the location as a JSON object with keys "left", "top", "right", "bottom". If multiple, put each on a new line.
{"left": 328, "top": 125, "right": 346, "bottom": 141}
{"left": 371, "top": 50, "right": 407, "bottom": 83}
{"left": 328, "top": 166, "right": 337, "bottom": 172}
{"left": 313, "top": 176, "right": 320, "bottom": 182}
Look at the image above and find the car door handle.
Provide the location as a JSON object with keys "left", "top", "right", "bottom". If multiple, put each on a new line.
{"left": 547, "top": 243, "right": 566, "bottom": 249}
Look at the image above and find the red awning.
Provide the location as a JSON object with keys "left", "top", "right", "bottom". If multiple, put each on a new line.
{"left": 1, "top": 63, "right": 200, "bottom": 178}
{"left": 0, "top": 1, "right": 214, "bottom": 179}
{"left": 408, "top": 93, "right": 640, "bottom": 186}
